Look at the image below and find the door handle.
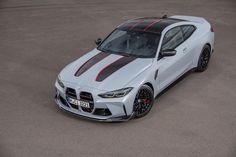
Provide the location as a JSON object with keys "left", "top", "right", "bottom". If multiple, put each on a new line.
{"left": 183, "top": 47, "right": 187, "bottom": 53}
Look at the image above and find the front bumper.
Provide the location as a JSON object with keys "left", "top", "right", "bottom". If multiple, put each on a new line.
{"left": 54, "top": 81, "right": 136, "bottom": 122}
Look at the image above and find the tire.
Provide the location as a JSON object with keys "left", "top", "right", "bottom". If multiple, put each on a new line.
{"left": 195, "top": 45, "right": 211, "bottom": 72}
{"left": 133, "top": 85, "right": 154, "bottom": 118}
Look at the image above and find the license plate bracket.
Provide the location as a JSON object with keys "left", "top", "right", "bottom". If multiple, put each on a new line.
{"left": 67, "top": 97, "right": 90, "bottom": 108}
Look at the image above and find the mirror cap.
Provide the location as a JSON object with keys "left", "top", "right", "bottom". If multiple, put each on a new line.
{"left": 95, "top": 38, "right": 102, "bottom": 46}
{"left": 161, "top": 49, "right": 176, "bottom": 57}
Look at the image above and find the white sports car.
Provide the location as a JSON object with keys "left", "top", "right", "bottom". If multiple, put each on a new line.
{"left": 55, "top": 15, "right": 215, "bottom": 121}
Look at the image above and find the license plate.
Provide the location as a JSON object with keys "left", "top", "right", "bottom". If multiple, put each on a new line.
{"left": 67, "top": 97, "right": 90, "bottom": 108}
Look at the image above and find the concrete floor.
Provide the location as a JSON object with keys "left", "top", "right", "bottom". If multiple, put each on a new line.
{"left": 0, "top": 0, "right": 236, "bottom": 157}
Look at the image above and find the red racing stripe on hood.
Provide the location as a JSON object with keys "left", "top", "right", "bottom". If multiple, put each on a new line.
{"left": 75, "top": 52, "right": 110, "bottom": 77}
{"left": 96, "top": 56, "right": 137, "bottom": 82}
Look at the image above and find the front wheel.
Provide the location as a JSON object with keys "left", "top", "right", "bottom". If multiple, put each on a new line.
{"left": 195, "top": 45, "right": 211, "bottom": 72}
{"left": 133, "top": 85, "right": 154, "bottom": 118}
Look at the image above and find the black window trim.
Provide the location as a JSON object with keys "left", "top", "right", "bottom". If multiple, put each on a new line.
{"left": 180, "top": 24, "right": 197, "bottom": 42}
{"left": 158, "top": 24, "right": 196, "bottom": 59}
{"left": 160, "top": 26, "right": 184, "bottom": 51}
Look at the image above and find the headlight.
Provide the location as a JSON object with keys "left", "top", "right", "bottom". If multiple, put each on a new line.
{"left": 98, "top": 87, "right": 133, "bottom": 98}
{"left": 57, "top": 76, "right": 65, "bottom": 89}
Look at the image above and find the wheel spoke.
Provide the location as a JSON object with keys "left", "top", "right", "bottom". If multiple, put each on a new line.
{"left": 200, "top": 49, "right": 210, "bottom": 69}
{"left": 134, "top": 88, "right": 153, "bottom": 117}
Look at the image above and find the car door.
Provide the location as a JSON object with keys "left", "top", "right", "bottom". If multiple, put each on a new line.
{"left": 156, "top": 26, "right": 190, "bottom": 92}
{"left": 180, "top": 25, "right": 197, "bottom": 67}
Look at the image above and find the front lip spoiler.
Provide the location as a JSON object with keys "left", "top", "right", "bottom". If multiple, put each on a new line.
{"left": 54, "top": 95, "right": 135, "bottom": 122}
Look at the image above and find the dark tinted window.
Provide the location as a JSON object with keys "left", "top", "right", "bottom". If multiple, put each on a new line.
{"left": 98, "top": 29, "right": 160, "bottom": 58}
{"left": 181, "top": 25, "right": 196, "bottom": 40}
{"left": 161, "top": 26, "right": 184, "bottom": 51}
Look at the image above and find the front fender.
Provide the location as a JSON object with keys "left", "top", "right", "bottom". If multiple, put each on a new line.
{"left": 125, "top": 65, "right": 157, "bottom": 96}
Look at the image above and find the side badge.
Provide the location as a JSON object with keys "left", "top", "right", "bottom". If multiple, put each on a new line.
{"left": 154, "top": 69, "right": 159, "bottom": 80}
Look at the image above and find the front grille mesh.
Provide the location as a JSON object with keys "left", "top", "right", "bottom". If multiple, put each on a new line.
{"left": 66, "top": 88, "right": 78, "bottom": 109}
{"left": 62, "top": 88, "right": 112, "bottom": 116}
{"left": 66, "top": 88, "right": 77, "bottom": 99}
{"left": 66, "top": 88, "right": 94, "bottom": 112}
{"left": 80, "top": 91, "right": 94, "bottom": 113}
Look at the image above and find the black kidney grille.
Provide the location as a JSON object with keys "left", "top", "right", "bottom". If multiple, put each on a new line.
{"left": 80, "top": 91, "right": 94, "bottom": 112}
{"left": 70, "top": 103, "right": 79, "bottom": 109}
{"left": 80, "top": 92, "right": 93, "bottom": 101}
{"left": 66, "top": 88, "right": 77, "bottom": 99}
{"left": 66, "top": 88, "right": 79, "bottom": 109}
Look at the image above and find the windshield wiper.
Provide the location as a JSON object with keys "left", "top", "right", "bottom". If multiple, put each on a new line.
{"left": 120, "top": 53, "right": 135, "bottom": 57}
{"left": 98, "top": 47, "right": 138, "bottom": 57}
{"left": 98, "top": 47, "right": 114, "bottom": 54}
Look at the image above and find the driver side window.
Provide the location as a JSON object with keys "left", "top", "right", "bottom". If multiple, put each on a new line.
{"left": 161, "top": 26, "right": 184, "bottom": 51}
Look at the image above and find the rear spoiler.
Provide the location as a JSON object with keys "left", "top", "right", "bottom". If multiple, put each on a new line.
{"left": 170, "top": 15, "right": 208, "bottom": 24}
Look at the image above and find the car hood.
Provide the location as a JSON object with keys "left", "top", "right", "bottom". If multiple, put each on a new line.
{"left": 60, "top": 49, "right": 153, "bottom": 91}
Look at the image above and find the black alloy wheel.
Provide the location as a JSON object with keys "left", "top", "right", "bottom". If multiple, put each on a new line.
{"left": 196, "top": 45, "right": 211, "bottom": 72}
{"left": 133, "top": 85, "right": 154, "bottom": 118}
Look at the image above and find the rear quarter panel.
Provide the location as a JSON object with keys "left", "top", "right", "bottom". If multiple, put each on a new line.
{"left": 170, "top": 16, "right": 215, "bottom": 68}
{"left": 189, "top": 22, "right": 215, "bottom": 67}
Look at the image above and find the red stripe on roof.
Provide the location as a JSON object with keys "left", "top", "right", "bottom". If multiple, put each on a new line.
{"left": 129, "top": 19, "right": 145, "bottom": 30}
{"left": 143, "top": 19, "right": 161, "bottom": 32}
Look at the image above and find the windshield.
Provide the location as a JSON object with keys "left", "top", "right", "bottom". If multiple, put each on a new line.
{"left": 98, "top": 29, "right": 160, "bottom": 58}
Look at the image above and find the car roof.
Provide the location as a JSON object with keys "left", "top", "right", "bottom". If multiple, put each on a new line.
{"left": 117, "top": 17, "right": 185, "bottom": 34}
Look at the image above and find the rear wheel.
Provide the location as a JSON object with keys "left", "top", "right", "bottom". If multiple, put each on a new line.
{"left": 196, "top": 45, "right": 211, "bottom": 72}
{"left": 133, "top": 85, "right": 154, "bottom": 118}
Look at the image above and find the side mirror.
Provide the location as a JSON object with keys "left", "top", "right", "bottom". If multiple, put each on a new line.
{"left": 95, "top": 38, "right": 102, "bottom": 46}
{"left": 160, "top": 49, "right": 176, "bottom": 57}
